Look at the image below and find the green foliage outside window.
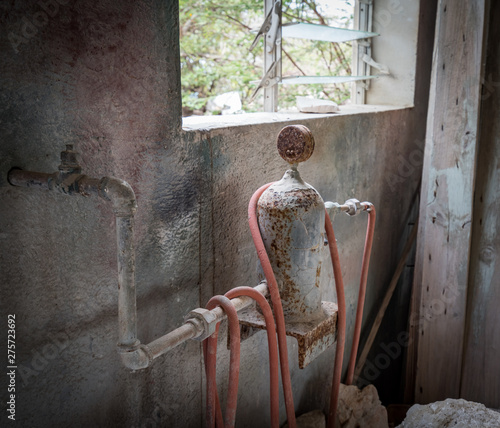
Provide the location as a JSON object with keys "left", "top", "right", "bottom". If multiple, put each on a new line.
{"left": 180, "top": 0, "right": 354, "bottom": 116}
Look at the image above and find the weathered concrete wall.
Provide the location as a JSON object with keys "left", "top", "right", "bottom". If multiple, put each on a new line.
{"left": 0, "top": 0, "right": 433, "bottom": 426}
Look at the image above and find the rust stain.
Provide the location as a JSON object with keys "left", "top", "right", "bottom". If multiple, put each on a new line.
{"left": 258, "top": 184, "right": 324, "bottom": 321}
{"left": 238, "top": 302, "right": 338, "bottom": 368}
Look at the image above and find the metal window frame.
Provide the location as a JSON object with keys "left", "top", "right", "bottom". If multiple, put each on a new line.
{"left": 263, "top": 0, "right": 282, "bottom": 112}
{"left": 261, "top": 0, "right": 376, "bottom": 112}
{"left": 352, "top": 0, "right": 373, "bottom": 104}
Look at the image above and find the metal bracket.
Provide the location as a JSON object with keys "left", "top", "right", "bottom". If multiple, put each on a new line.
{"left": 362, "top": 54, "right": 390, "bottom": 75}
{"left": 250, "top": 60, "right": 280, "bottom": 100}
{"left": 249, "top": 0, "right": 281, "bottom": 53}
{"left": 237, "top": 301, "right": 338, "bottom": 369}
{"left": 265, "top": 0, "right": 281, "bottom": 53}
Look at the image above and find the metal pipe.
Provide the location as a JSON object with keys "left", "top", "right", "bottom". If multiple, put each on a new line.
{"left": 8, "top": 168, "right": 139, "bottom": 353}
{"left": 7, "top": 169, "right": 55, "bottom": 190}
{"left": 148, "top": 323, "right": 198, "bottom": 359}
{"left": 116, "top": 215, "right": 138, "bottom": 348}
{"left": 7, "top": 156, "right": 270, "bottom": 371}
{"left": 146, "top": 282, "right": 268, "bottom": 361}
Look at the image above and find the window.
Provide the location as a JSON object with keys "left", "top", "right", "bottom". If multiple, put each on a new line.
{"left": 180, "top": 0, "right": 372, "bottom": 115}
{"left": 180, "top": 0, "right": 417, "bottom": 117}
{"left": 258, "top": 0, "right": 388, "bottom": 111}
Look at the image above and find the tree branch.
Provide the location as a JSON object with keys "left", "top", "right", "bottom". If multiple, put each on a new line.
{"left": 283, "top": 48, "right": 306, "bottom": 76}
{"left": 218, "top": 12, "right": 252, "bottom": 31}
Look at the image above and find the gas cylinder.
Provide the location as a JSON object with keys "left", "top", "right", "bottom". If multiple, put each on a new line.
{"left": 258, "top": 125, "right": 326, "bottom": 322}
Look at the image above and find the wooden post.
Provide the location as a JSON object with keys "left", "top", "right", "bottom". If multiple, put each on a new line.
{"left": 405, "top": 0, "right": 488, "bottom": 404}
{"left": 460, "top": 0, "right": 500, "bottom": 409}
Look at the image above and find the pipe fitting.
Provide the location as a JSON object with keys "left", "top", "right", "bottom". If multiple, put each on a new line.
{"left": 344, "top": 198, "right": 362, "bottom": 216}
{"left": 58, "top": 144, "right": 82, "bottom": 176}
{"left": 325, "top": 201, "right": 343, "bottom": 220}
{"left": 361, "top": 201, "right": 374, "bottom": 212}
{"left": 185, "top": 308, "right": 219, "bottom": 341}
{"left": 117, "top": 343, "right": 153, "bottom": 370}
{"left": 99, "top": 177, "right": 137, "bottom": 216}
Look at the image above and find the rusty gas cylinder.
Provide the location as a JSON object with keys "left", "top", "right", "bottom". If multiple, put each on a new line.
{"left": 258, "top": 125, "right": 326, "bottom": 322}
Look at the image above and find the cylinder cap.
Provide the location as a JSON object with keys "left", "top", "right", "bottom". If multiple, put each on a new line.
{"left": 277, "top": 125, "right": 315, "bottom": 164}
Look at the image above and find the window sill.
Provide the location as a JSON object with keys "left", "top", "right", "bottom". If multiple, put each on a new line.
{"left": 181, "top": 104, "right": 410, "bottom": 132}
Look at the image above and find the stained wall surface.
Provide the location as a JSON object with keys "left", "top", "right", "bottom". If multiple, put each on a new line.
{"left": 0, "top": 0, "right": 433, "bottom": 426}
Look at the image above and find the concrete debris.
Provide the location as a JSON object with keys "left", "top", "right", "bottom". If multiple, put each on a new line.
{"left": 397, "top": 398, "right": 500, "bottom": 428}
{"left": 206, "top": 91, "right": 242, "bottom": 115}
{"left": 283, "top": 409, "right": 326, "bottom": 428}
{"left": 337, "top": 383, "right": 389, "bottom": 428}
{"left": 296, "top": 96, "right": 339, "bottom": 114}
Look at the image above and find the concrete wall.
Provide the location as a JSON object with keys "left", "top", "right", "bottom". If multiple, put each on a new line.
{"left": 367, "top": 0, "right": 421, "bottom": 106}
{"left": 0, "top": 0, "right": 434, "bottom": 426}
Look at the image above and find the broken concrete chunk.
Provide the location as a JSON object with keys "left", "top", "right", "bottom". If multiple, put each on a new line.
{"left": 296, "top": 96, "right": 340, "bottom": 114}
{"left": 337, "top": 383, "right": 389, "bottom": 428}
{"left": 397, "top": 398, "right": 500, "bottom": 428}
{"left": 282, "top": 384, "right": 388, "bottom": 428}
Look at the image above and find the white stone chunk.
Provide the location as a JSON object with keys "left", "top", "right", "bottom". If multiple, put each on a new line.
{"left": 296, "top": 96, "right": 340, "bottom": 113}
{"left": 337, "top": 383, "right": 389, "bottom": 428}
{"left": 397, "top": 398, "right": 500, "bottom": 428}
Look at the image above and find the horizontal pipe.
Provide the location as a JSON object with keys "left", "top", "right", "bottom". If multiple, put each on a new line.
{"left": 147, "top": 323, "right": 199, "bottom": 359}
{"left": 8, "top": 170, "right": 56, "bottom": 190}
{"left": 143, "top": 281, "right": 268, "bottom": 363}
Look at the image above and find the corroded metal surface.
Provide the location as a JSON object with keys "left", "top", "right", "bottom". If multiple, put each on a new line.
{"left": 238, "top": 301, "right": 338, "bottom": 368}
{"left": 59, "top": 144, "right": 82, "bottom": 175}
{"left": 258, "top": 167, "right": 326, "bottom": 322}
{"left": 277, "top": 124, "right": 315, "bottom": 164}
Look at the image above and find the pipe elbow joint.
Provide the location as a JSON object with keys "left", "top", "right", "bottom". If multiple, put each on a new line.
{"left": 99, "top": 177, "right": 137, "bottom": 216}
{"left": 118, "top": 343, "right": 153, "bottom": 370}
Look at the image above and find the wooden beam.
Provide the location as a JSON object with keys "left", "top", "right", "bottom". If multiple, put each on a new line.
{"left": 406, "top": 0, "right": 487, "bottom": 404}
{"left": 460, "top": 0, "right": 500, "bottom": 409}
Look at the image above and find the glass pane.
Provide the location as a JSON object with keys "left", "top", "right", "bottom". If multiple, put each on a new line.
{"left": 281, "top": 75, "right": 378, "bottom": 84}
{"left": 282, "top": 22, "right": 378, "bottom": 43}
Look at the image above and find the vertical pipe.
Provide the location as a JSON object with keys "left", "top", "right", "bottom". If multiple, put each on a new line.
{"left": 116, "top": 215, "right": 139, "bottom": 347}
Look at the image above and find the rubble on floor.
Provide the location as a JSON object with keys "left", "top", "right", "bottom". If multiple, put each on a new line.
{"left": 283, "top": 384, "right": 388, "bottom": 428}
{"left": 397, "top": 398, "right": 500, "bottom": 427}
{"left": 337, "top": 383, "right": 389, "bottom": 428}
